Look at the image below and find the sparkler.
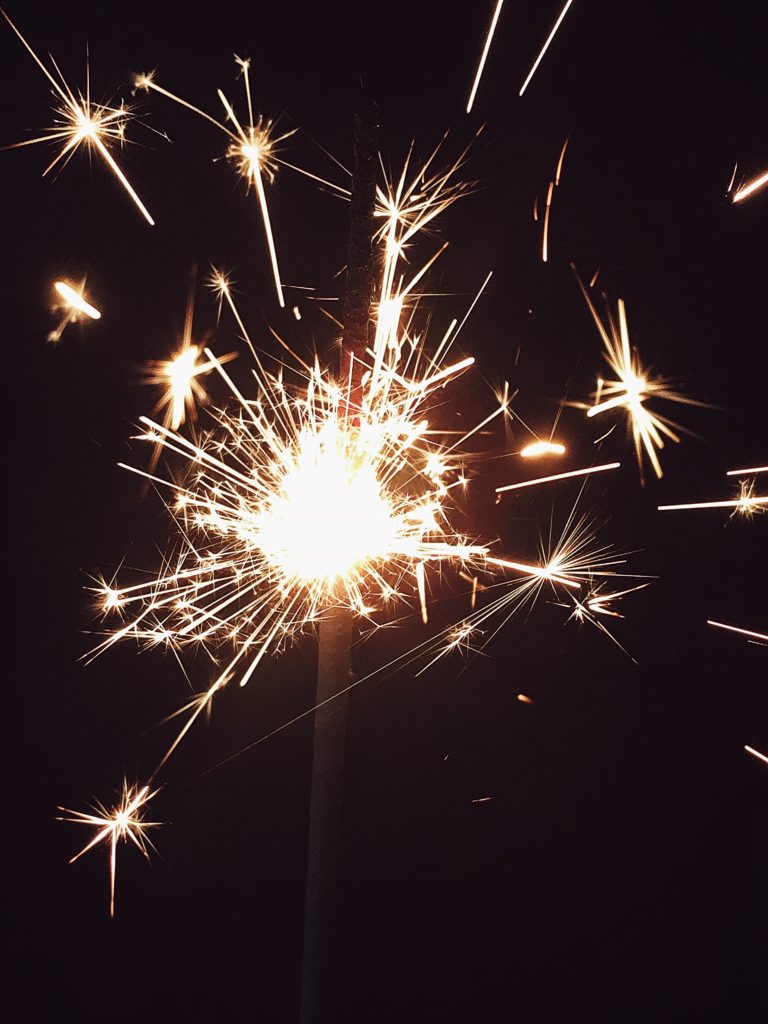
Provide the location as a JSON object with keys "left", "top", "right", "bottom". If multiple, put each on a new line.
{"left": 466, "top": 0, "right": 505, "bottom": 114}
{"left": 58, "top": 782, "right": 160, "bottom": 917}
{"left": 573, "top": 269, "right": 703, "bottom": 480}
{"left": 1, "top": 8, "right": 154, "bottom": 224}
{"left": 519, "top": 0, "right": 576, "bottom": 97}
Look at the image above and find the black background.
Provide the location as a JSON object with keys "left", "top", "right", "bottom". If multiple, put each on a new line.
{"left": 5, "top": 1, "right": 767, "bottom": 1021}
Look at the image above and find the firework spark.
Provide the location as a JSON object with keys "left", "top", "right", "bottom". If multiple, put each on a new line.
{"left": 555, "top": 580, "right": 650, "bottom": 658}
{"left": 573, "top": 269, "right": 704, "bottom": 479}
{"left": 1, "top": 8, "right": 154, "bottom": 223}
{"left": 519, "top": 0, "right": 576, "bottom": 97}
{"left": 658, "top": 480, "right": 767, "bottom": 518}
{"left": 496, "top": 461, "right": 620, "bottom": 494}
{"left": 745, "top": 745, "right": 768, "bottom": 766}
{"left": 726, "top": 465, "right": 767, "bottom": 476}
{"left": 519, "top": 440, "right": 566, "bottom": 458}
{"left": 49, "top": 278, "right": 101, "bottom": 342}
{"left": 466, "top": 0, "right": 505, "bottom": 114}
{"left": 59, "top": 781, "right": 160, "bottom": 917}
{"left": 136, "top": 59, "right": 347, "bottom": 307}
{"left": 707, "top": 620, "right": 768, "bottom": 644}
{"left": 732, "top": 169, "right": 768, "bottom": 204}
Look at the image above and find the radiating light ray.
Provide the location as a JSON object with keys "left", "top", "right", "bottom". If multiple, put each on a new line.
{"left": 1, "top": 8, "right": 154, "bottom": 223}
{"left": 573, "top": 267, "right": 705, "bottom": 480}
{"left": 466, "top": 0, "right": 505, "bottom": 113}
{"left": 726, "top": 465, "right": 767, "bottom": 476}
{"left": 732, "top": 169, "right": 768, "bottom": 203}
{"left": 745, "top": 745, "right": 768, "bottom": 766}
{"left": 519, "top": 0, "right": 576, "bottom": 97}
{"left": 59, "top": 782, "right": 160, "bottom": 917}
{"left": 706, "top": 620, "right": 768, "bottom": 643}
{"left": 496, "top": 461, "right": 619, "bottom": 493}
{"left": 519, "top": 440, "right": 566, "bottom": 458}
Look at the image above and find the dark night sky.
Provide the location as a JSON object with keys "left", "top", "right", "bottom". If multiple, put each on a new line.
{"left": 6, "top": 2, "right": 767, "bottom": 1021}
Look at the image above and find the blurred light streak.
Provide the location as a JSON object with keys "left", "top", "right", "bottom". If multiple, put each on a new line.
{"left": 466, "top": 0, "right": 505, "bottom": 113}
{"left": 496, "top": 461, "right": 619, "bottom": 493}
{"left": 519, "top": 0, "right": 576, "bottom": 97}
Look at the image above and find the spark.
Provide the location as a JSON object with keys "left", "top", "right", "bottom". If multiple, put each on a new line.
{"left": 59, "top": 782, "right": 160, "bottom": 917}
{"left": 542, "top": 180, "right": 554, "bottom": 262}
{"left": 519, "top": 0, "right": 576, "bottom": 97}
{"left": 466, "top": 0, "right": 505, "bottom": 114}
{"left": 496, "top": 461, "right": 620, "bottom": 493}
{"left": 49, "top": 278, "right": 101, "bottom": 342}
{"left": 726, "top": 465, "right": 767, "bottom": 476}
{"left": 573, "top": 268, "right": 703, "bottom": 479}
{"left": 745, "top": 745, "right": 768, "bottom": 766}
{"left": 658, "top": 482, "right": 767, "bottom": 518}
{"left": 706, "top": 621, "right": 768, "bottom": 643}
{"left": 423, "top": 504, "right": 644, "bottom": 667}
{"left": 516, "top": 693, "right": 535, "bottom": 704}
{"left": 53, "top": 280, "right": 101, "bottom": 320}
{"left": 556, "top": 581, "right": 651, "bottom": 657}
{"left": 732, "top": 169, "right": 768, "bottom": 203}
{"left": 1, "top": 8, "right": 154, "bottom": 224}
{"left": 519, "top": 440, "right": 566, "bottom": 458}
{"left": 136, "top": 59, "right": 346, "bottom": 307}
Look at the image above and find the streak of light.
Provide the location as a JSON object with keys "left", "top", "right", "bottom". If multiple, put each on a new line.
{"left": 496, "top": 462, "right": 620, "bottom": 493}
{"left": 589, "top": 265, "right": 600, "bottom": 288}
{"left": 542, "top": 180, "right": 554, "bottom": 262}
{"left": 732, "top": 169, "right": 768, "bottom": 203}
{"left": 745, "top": 746, "right": 768, "bottom": 766}
{"left": 726, "top": 465, "right": 767, "bottom": 476}
{"left": 466, "top": 0, "right": 505, "bottom": 113}
{"left": 519, "top": 0, "right": 576, "bottom": 97}
{"left": 519, "top": 440, "right": 566, "bottom": 458}
{"left": 2, "top": 9, "right": 154, "bottom": 223}
{"left": 726, "top": 162, "right": 738, "bottom": 194}
{"left": 59, "top": 782, "right": 160, "bottom": 917}
{"left": 516, "top": 693, "right": 534, "bottom": 703}
{"left": 706, "top": 620, "right": 768, "bottom": 643}
{"left": 554, "top": 135, "right": 569, "bottom": 185}
{"left": 658, "top": 495, "right": 767, "bottom": 514}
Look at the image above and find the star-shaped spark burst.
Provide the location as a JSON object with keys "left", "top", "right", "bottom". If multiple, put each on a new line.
{"left": 556, "top": 580, "right": 651, "bottom": 659}
{"left": 59, "top": 781, "right": 160, "bottom": 917}
{"left": 1, "top": 8, "right": 154, "bottom": 224}
{"left": 572, "top": 268, "right": 706, "bottom": 480}
{"left": 135, "top": 58, "right": 343, "bottom": 308}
